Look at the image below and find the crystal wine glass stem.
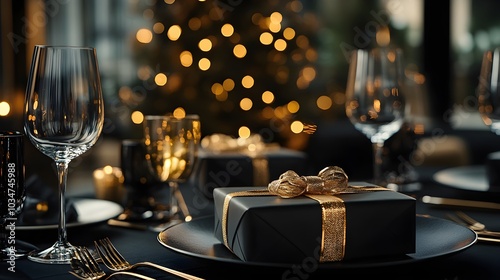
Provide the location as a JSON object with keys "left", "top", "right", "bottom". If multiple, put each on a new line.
{"left": 56, "top": 161, "right": 70, "bottom": 246}
{"left": 372, "top": 142, "right": 384, "bottom": 186}
{"left": 168, "top": 181, "right": 179, "bottom": 215}
{"left": 0, "top": 224, "right": 7, "bottom": 259}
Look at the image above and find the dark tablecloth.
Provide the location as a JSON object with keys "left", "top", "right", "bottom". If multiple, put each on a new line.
{"left": 2, "top": 167, "right": 500, "bottom": 280}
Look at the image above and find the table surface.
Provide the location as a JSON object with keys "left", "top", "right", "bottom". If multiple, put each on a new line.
{"left": 2, "top": 167, "right": 500, "bottom": 280}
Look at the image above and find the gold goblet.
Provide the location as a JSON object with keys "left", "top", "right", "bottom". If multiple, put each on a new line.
{"left": 143, "top": 115, "right": 201, "bottom": 224}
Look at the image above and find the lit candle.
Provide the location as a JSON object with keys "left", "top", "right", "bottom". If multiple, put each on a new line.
{"left": 93, "top": 165, "right": 125, "bottom": 204}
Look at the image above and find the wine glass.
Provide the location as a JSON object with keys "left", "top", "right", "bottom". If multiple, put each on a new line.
{"left": 143, "top": 115, "right": 201, "bottom": 224}
{"left": 0, "top": 131, "right": 30, "bottom": 261}
{"left": 345, "top": 48, "right": 406, "bottom": 186}
{"left": 477, "top": 48, "right": 500, "bottom": 134}
{"left": 24, "top": 45, "right": 104, "bottom": 264}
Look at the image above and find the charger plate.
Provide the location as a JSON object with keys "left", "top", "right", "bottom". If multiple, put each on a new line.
{"left": 433, "top": 165, "right": 488, "bottom": 192}
{"left": 157, "top": 215, "right": 476, "bottom": 268}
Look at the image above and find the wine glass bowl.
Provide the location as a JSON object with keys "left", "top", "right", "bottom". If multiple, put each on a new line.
{"left": 24, "top": 45, "right": 104, "bottom": 264}
{"left": 345, "top": 48, "right": 406, "bottom": 186}
{"left": 477, "top": 48, "right": 500, "bottom": 135}
{"left": 143, "top": 115, "right": 201, "bottom": 222}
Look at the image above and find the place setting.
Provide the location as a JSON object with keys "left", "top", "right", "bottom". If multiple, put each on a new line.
{"left": 432, "top": 48, "right": 500, "bottom": 200}
{"left": 155, "top": 47, "right": 477, "bottom": 273}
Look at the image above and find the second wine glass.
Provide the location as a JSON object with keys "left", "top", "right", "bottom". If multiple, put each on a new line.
{"left": 24, "top": 45, "right": 104, "bottom": 264}
{"left": 143, "top": 115, "right": 201, "bottom": 224}
{"left": 477, "top": 48, "right": 500, "bottom": 134}
{"left": 345, "top": 48, "right": 406, "bottom": 186}
{"left": 0, "top": 132, "right": 29, "bottom": 261}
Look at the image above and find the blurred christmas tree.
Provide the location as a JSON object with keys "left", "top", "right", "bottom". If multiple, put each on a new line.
{"left": 117, "top": 0, "right": 326, "bottom": 148}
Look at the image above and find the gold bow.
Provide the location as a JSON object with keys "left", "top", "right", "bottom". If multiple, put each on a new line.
{"left": 268, "top": 166, "right": 353, "bottom": 198}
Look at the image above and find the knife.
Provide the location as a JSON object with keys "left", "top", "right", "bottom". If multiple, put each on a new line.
{"left": 107, "top": 219, "right": 149, "bottom": 230}
{"left": 422, "top": 195, "right": 500, "bottom": 210}
{"left": 107, "top": 218, "right": 182, "bottom": 232}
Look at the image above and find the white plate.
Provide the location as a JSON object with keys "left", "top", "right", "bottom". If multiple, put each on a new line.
{"left": 433, "top": 165, "right": 488, "bottom": 191}
{"left": 17, "top": 198, "right": 123, "bottom": 230}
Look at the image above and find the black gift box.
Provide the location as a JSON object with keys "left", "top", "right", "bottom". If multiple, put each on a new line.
{"left": 213, "top": 186, "right": 416, "bottom": 263}
{"left": 194, "top": 148, "right": 308, "bottom": 198}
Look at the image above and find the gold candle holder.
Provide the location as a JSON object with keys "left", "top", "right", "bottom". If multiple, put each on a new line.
{"left": 93, "top": 165, "right": 125, "bottom": 204}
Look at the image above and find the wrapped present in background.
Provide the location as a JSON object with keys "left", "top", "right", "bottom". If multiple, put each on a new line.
{"left": 213, "top": 167, "right": 416, "bottom": 263}
{"left": 193, "top": 134, "right": 308, "bottom": 198}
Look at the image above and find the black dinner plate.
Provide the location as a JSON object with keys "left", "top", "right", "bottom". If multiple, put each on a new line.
{"left": 157, "top": 215, "right": 477, "bottom": 268}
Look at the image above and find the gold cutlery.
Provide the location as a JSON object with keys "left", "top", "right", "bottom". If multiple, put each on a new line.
{"left": 446, "top": 211, "right": 500, "bottom": 242}
{"left": 477, "top": 236, "right": 500, "bottom": 243}
{"left": 69, "top": 246, "right": 154, "bottom": 280}
{"left": 94, "top": 237, "right": 204, "bottom": 280}
{"left": 455, "top": 211, "right": 500, "bottom": 237}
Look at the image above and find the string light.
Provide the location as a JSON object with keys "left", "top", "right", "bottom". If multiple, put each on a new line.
{"left": 154, "top": 73, "right": 168, "bottom": 86}
{"left": 0, "top": 102, "right": 10, "bottom": 116}
{"left": 238, "top": 126, "right": 251, "bottom": 138}
{"left": 241, "top": 75, "right": 254, "bottom": 89}
{"left": 136, "top": 28, "right": 153, "bottom": 43}
{"left": 131, "top": 111, "right": 144, "bottom": 124}
{"left": 316, "top": 96, "right": 332, "bottom": 110}
{"left": 167, "top": 25, "right": 182, "bottom": 41}
{"left": 132, "top": 0, "right": 321, "bottom": 139}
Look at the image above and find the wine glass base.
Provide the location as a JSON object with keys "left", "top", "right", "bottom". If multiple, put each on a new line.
{"left": 27, "top": 241, "right": 77, "bottom": 264}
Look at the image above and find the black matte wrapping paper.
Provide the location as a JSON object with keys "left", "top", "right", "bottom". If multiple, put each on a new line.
{"left": 213, "top": 186, "right": 416, "bottom": 263}
{"left": 194, "top": 148, "right": 308, "bottom": 198}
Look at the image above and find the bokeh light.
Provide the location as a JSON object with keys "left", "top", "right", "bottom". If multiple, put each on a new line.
{"left": 241, "top": 75, "right": 254, "bottom": 88}
{"left": 240, "top": 98, "right": 253, "bottom": 111}
{"left": 173, "top": 107, "right": 186, "bottom": 118}
{"left": 260, "top": 32, "right": 273, "bottom": 45}
{"left": 167, "top": 25, "right": 182, "bottom": 41}
{"left": 316, "top": 95, "right": 333, "bottom": 110}
{"left": 223, "top": 79, "right": 235, "bottom": 91}
{"left": 211, "top": 83, "right": 224, "bottom": 95}
{"left": 233, "top": 44, "right": 247, "bottom": 58}
{"left": 153, "top": 22, "right": 165, "bottom": 34}
{"left": 154, "top": 73, "right": 168, "bottom": 86}
{"left": 198, "top": 58, "right": 211, "bottom": 71}
{"left": 0, "top": 102, "right": 10, "bottom": 116}
{"left": 261, "top": 91, "right": 274, "bottom": 104}
{"left": 290, "top": 120, "right": 304, "bottom": 133}
{"left": 131, "top": 111, "right": 144, "bottom": 124}
{"left": 238, "top": 126, "right": 251, "bottom": 138}
{"left": 180, "top": 51, "right": 193, "bottom": 67}
{"left": 189, "top": 17, "right": 202, "bottom": 30}
{"left": 199, "top": 38, "right": 212, "bottom": 52}
{"left": 287, "top": 100, "right": 300, "bottom": 113}
{"left": 283, "top": 27, "right": 296, "bottom": 40}
{"left": 136, "top": 28, "right": 153, "bottom": 43}
{"left": 221, "top": 23, "right": 234, "bottom": 37}
{"left": 274, "top": 39, "right": 287, "bottom": 51}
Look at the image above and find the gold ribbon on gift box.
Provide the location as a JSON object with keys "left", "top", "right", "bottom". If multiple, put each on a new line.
{"left": 221, "top": 166, "right": 387, "bottom": 262}
{"left": 201, "top": 134, "right": 280, "bottom": 185}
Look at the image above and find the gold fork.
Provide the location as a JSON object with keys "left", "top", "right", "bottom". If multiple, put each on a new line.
{"left": 454, "top": 211, "right": 500, "bottom": 237}
{"left": 94, "top": 237, "right": 204, "bottom": 280}
{"left": 446, "top": 212, "right": 500, "bottom": 243}
{"left": 69, "top": 246, "right": 154, "bottom": 280}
